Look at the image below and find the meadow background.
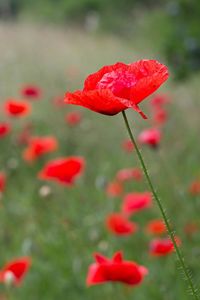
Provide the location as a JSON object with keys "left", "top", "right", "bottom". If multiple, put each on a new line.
{"left": 0, "top": 0, "right": 200, "bottom": 299}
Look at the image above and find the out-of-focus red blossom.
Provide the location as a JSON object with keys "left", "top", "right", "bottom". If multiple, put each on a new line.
{"left": 106, "top": 180, "right": 123, "bottom": 197}
{"left": 122, "top": 139, "right": 134, "bottom": 153}
{"left": 116, "top": 168, "right": 142, "bottom": 182}
{"left": 145, "top": 219, "right": 166, "bottom": 235}
{"left": 4, "top": 100, "right": 31, "bottom": 117}
{"left": 65, "top": 60, "right": 169, "bottom": 118}
{"left": 0, "top": 123, "right": 11, "bottom": 138}
{"left": 0, "top": 172, "right": 6, "bottom": 193}
{"left": 189, "top": 180, "right": 200, "bottom": 196}
{"left": 149, "top": 237, "right": 181, "bottom": 256}
{"left": 122, "top": 192, "right": 152, "bottom": 215}
{"left": 53, "top": 96, "right": 65, "bottom": 107}
{"left": 38, "top": 157, "right": 85, "bottom": 186}
{"left": 184, "top": 222, "right": 199, "bottom": 237}
{"left": 0, "top": 257, "right": 31, "bottom": 286}
{"left": 138, "top": 128, "right": 161, "bottom": 148}
{"left": 106, "top": 213, "right": 138, "bottom": 236}
{"left": 17, "top": 123, "right": 33, "bottom": 145}
{"left": 86, "top": 251, "right": 148, "bottom": 286}
{"left": 65, "top": 111, "right": 82, "bottom": 126}
{"left": 23, "top": 136, "right": 58, "bottom": 162}
{"left": 150, "top": 94, "right": 169, "bottom": 108}
{"left": 20, "top": 85, "right": 41, "bottom": 99}
{"left": 153, "top": 108, "right": 168, "bottom": 125}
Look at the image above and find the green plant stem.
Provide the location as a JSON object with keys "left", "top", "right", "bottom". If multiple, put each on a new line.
{"left": 121, "top": 110, "right": 199, "bottom": 300}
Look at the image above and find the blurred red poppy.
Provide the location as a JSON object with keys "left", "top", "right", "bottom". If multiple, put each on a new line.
{"left": 65, "top": 111, "right": 82, "bottom": 126}
{"left": 106, "top": 180, "right": 123, "bottom": 197}
{"left": 153, "top": 108, "right": 168, "bottom": 125}
{"left": 116, "top": 168, "right": 142, "bottom": 182}
{"left": 21, "top": 85, "right": 41, "bottom": 99}
{"left": 138, "top": 128, "right": 161, "bottom": 148}
{"left": 17, "top": 123, "right": 33, "bottom": 145}
{"left": 0, "top": 123, "right": 11, "bottom": 138}
{"left": 86, "top": 251, "right": 148, "bottom": 286}
{"left": 0, "top": 257, "right": 31, "bottom": 286}
{"left": 38, "top": 157, "right": 85, "bottom": 186}
{"left": 0, "top": 172, "right": 6, "bottom": 193}
{"left": 4, "top": 100, "right": 31, "bottom": 117}
{"left": 106, "top": 213, "right": 138, "bottom": 236}
{"left": 23, "top": 136, "right": 58, "bottom": 162}
{"left": 189, "top": 180, "right": 200, "bottom": 196}
{"left": 65, "top": 60, "right": 168, "bottom": 118}
{"left": 150, "top": 94, "right": 169, "bottom": 108}
{"left": 149, "top": 237, "right": 181, "bottom": 256}
{"left": 146, "top": 219, "right": 166, "bottom": 235}
{"left": 122, "top": 139, "right": 134, "bottom": 152}
{"left": 122, "top": 192, "right": 152, "bottom": 215}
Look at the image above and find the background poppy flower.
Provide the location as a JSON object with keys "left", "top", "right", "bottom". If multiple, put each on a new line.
{"left": 65, "top": 60, "right": 169, "bottom": 117}
{"left": 23, "top": 136, "right": 58, "bottom": 162}
{"left": 106, "top": 180, "right": 123, "bottom": 197}
{"left": 4, "top": 99, "right": 31, "bottom": 117}
{"left": 122, "top": 192, "right": 152, "bottom": 215}
{"left": 150, "top": 94, "right": 169, "bottom": 108}
{"left": 189, "top": 180, "right": 200, "bottom": 196}
{"left": 86, "top": 251, "right": 148, "bottom": 286}
{"left": 38, "top": 156, "right": 85, "bottom": 186}
{"left": 145, "top": 219, "right": 166, "bottom": 235}
{"left": 106, "top": 213, "right": 138, "bottom": 235}
{"left": 149, "top": 237, "right": 181, "bottom": 256}
{"left": 138, "top": 128, "right": 161, "bottom": 148}
{"left": 0, "top": 122, "right": 11, "bottom": 138}
{"left": 0, "top": 257, "right": 31, "bottom": 286}
{"left": 122, "top": 139, "right": 134, "bottom": 152}
{"left": 153, "top": 108, "right": 168, "bottom": 125}
{"left": 21, "top": 85, "right": 41, "bottom": 99}
{"left": 0, "top": 172, "right": 6, "bottom": 193}
{"left": 116, "top": 168, "right": 142, "bottom": 182}
{"left": 65, "top": 111, "right": 82, "bottom": 126}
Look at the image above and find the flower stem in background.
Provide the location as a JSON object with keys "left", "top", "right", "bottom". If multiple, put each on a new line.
{"left": 121, "top": 110, "right": 199, "bottom": 300}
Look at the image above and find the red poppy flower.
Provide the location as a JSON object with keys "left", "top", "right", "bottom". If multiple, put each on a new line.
{"left": 106, "top": 213, "right": 138, "bottom": 236}
{"left": 106, "top": 180, "right": 123, "bottom": 197}
{"left": 149, "top": 237, "right": 181, "bottom": 256}
{"left": 0, "top": 257, "right": 31, "bottom": 286}
{"left": 122, "top": 192, "right": 152, "bottom": 215}
{"left": 4, "top": 100, "right": 31, "bottom": 117}
{"left": 21, "top": 85, "right": 41, "bottom": 99}
{"left": 23, "top": 136, "right": 58, "bottom": 162}
{"left": 138, "top": 128, "right": 161, "bottom": 148}
{"left": 153, "top": 108, "right": 168, "bottom": 125}
{"left": 65, "top": 60, "right": 169, "bottom": 118}
{"left": 189, "top": 180, "right": 200, "bottom": 196}
{"left": 122, "top": 139, "right": 134, "bottom": 153}
{"left": 0, "top": 172, "right": 6, "bottom": 193}
{"left": 17, "top": 123, "right": 33, "bottom": 145}
{"left": 116, "top": 168, "right": 142, "bottom": 182}
{"left": 145, "top": 219, "right": 166, "bottom": 235}
{"left": 86, "top": 251, "right": 148, "bottom": 286}
{"left": 150, "top": 94, "right": 169, "bottom": 108}
{"left": 0, "top": 123, "right": 11, "bottom": 138}
{"left": 184, "top": 222, "right": 199, "bottom": 237}
{"left": 65, "top": 111, "right": 82, "bottom": 126}
{"left": 38, "top": 156, "right": 85, "bottom": 186}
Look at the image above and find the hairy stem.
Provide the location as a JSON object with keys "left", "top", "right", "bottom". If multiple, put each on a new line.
{"left": 122, "top": 110, "right": 199, "bottom": 300}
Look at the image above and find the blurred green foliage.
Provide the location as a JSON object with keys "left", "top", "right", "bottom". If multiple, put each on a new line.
{"left": 165, "top": 0, "right": 200, "bottom": 79}
{"left": 1, "top": 0, "right": 200, "bottom": 79}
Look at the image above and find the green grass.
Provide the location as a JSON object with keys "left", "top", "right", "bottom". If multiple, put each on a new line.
{"left": 0, "top": 20, "right": 200, "bottom": 300}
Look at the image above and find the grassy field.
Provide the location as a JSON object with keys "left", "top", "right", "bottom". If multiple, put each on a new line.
{"left": 0, "top": 21, "right": 200, "bottom": 300}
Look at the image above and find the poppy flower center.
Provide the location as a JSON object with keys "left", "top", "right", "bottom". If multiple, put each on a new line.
{"left": 97, "top": 70, "right": 136, "bottom": 99}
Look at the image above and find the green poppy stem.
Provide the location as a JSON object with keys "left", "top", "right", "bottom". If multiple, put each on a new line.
{"left": 121, "top": 110, "right": 199, "bottom": 300}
